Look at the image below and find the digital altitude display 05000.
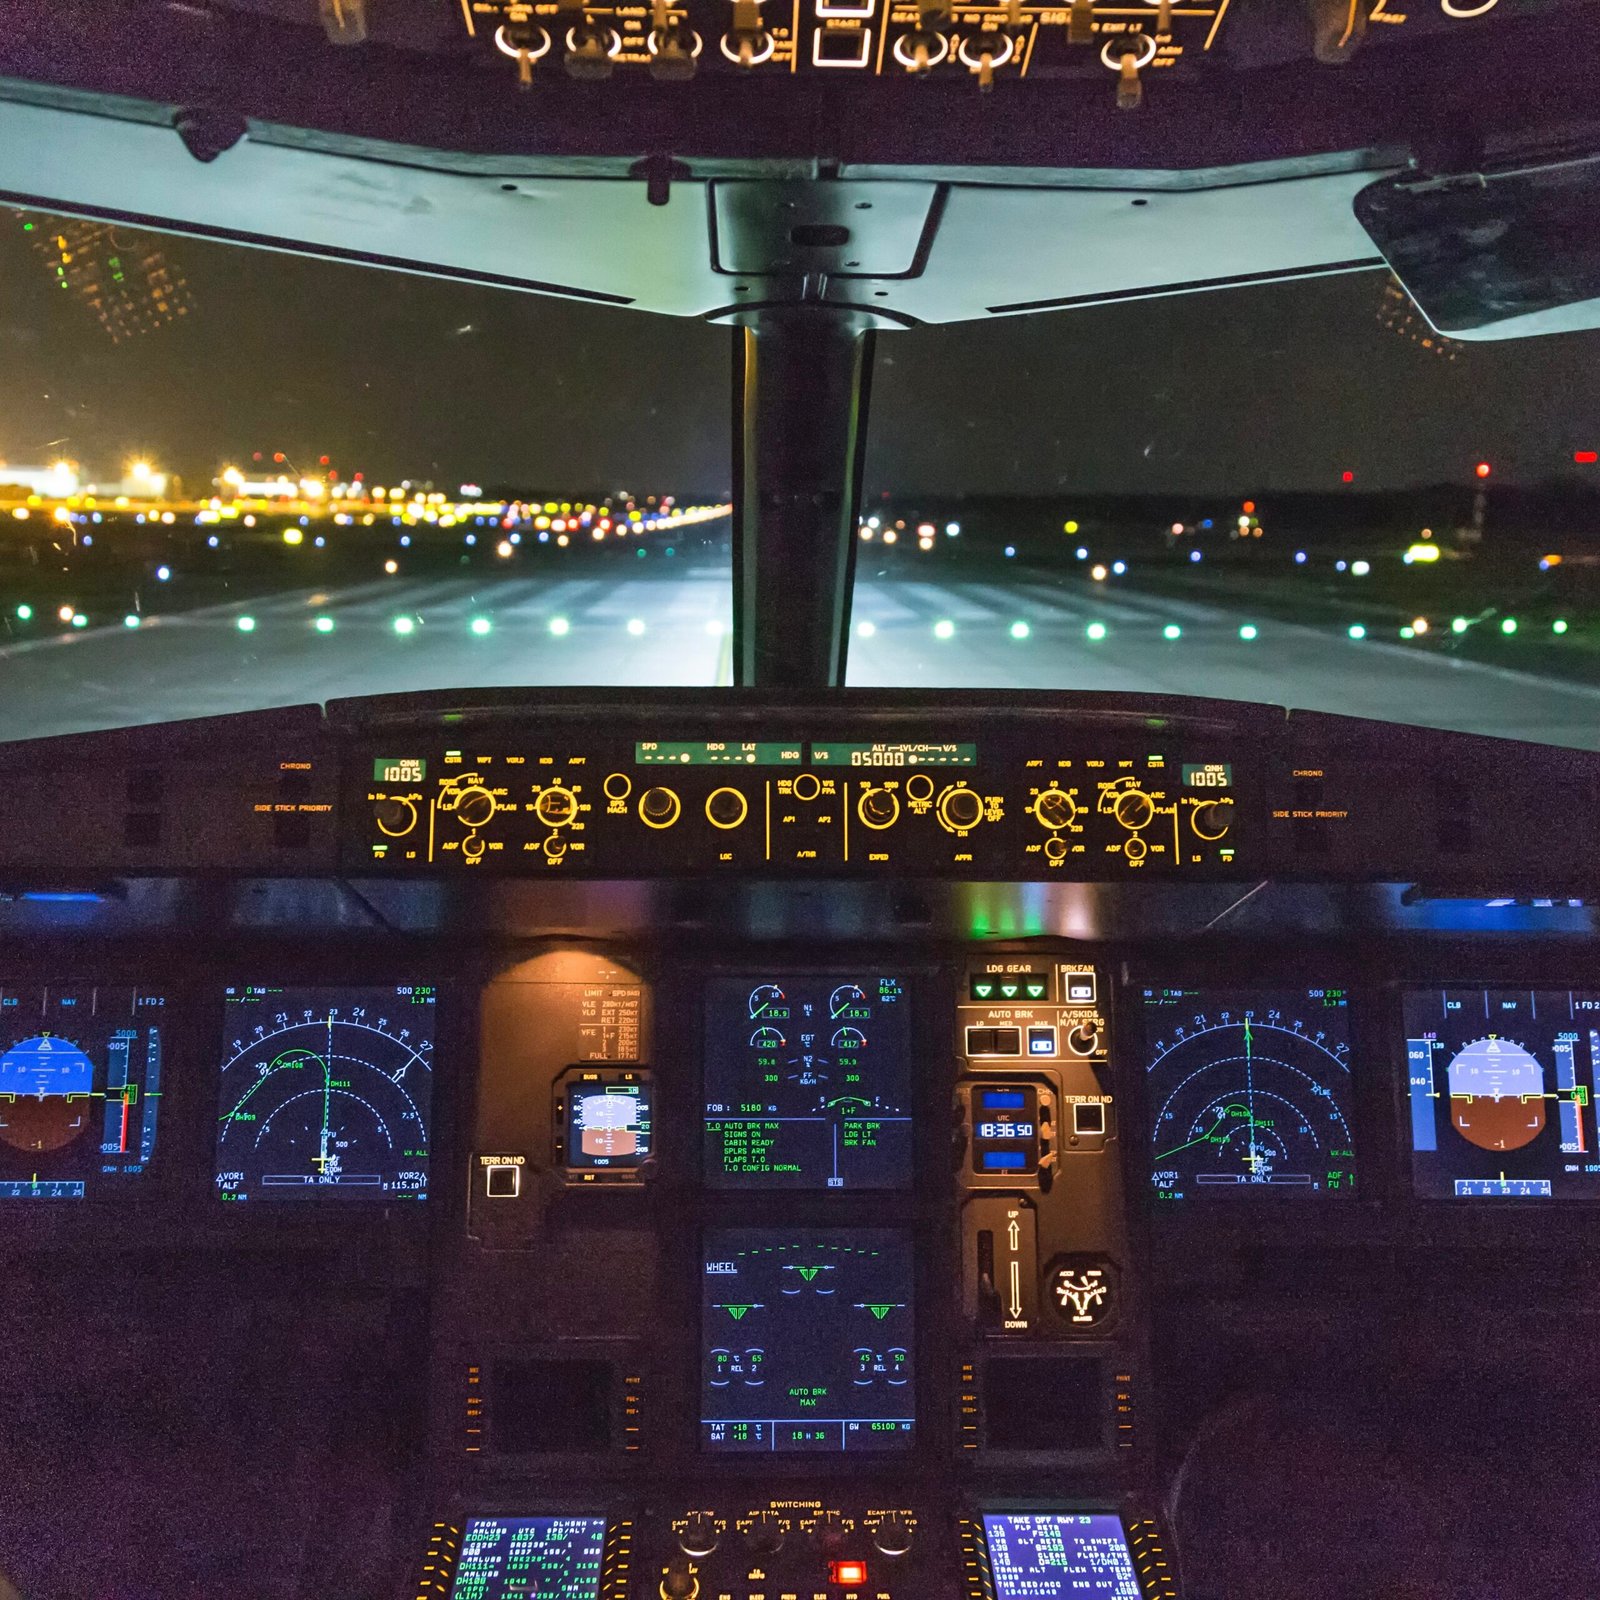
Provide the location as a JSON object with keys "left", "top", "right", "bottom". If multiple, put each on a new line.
{"left": 1405, "top": 987, "right": 1600, "bottom": 1199}
{"left": 1142, "top": 987, "right": 1357, "bottom": 1200}
{"left": 703, "top": 976, "right": 912, "bottom": 1189}
{"left": 215, "top": 984, "right": 435, "bottom": 1203}
{"left": 702, "top": 1229, "right": 915, "bottom": 1453}
{"left": 0, "top": 985, "right": 166, "bottom": 1200}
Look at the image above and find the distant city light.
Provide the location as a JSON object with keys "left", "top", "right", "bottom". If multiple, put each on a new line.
{"left": 1451, "top": 617, "right": 1469, "bottom": 633}
{"left": 384, "top": 558, "right": 399, "bottom": 574}
{"left": 1238, "top": 624, "right": 1258, "bottom": 640}
{"left": 1086, "top": 621, "right": 1108, "bottom": 641}
{"left": 1009, "top": 620, "right": 1031, "bottom": 640}
{"left": 237, "top": 615, "right": 256, "bottom": 632}
{"left": 1475, "top": 461, "right": 1491, "bottom": 478}
{"left": 934, "top": 619, "right": 956, "bottom": 640}
{"left": 156, "top": 565, "right": 171, "bottom": 581}
{"left": 1405, "top": 543, "right": 1441, "bottom": 564}
{"left": 1076, "top": 547, "right": 1088, "bottom": 560}
{"left": 1351, "top": 560, "right": 1371, "bottom": 576}
{"left": 1091, "top": 564, "right": 1108, "bottom": 582}
{"left": 1336, "top": 561, "right": 1348, "bottom": 572}
{"left": 1400, "top": 626, "right": 1415, "bottom": 640}
{"left": 1576, "top": 451, "right": 1598, "bottom": 465}
{"left": 945, "top": 522, "right": 960, "bottom": 537}
{"left": 123, "top": 614, "right": 141, "bottom": 629}
{"left": 1500, "top": 616, "right": 1517, "bottom": 634}
{"left": 1294, "top": 551, "right": 1307, "bottom": 564}
{"left": 1341, "top": 470, "right": 1354, "bottom": 483}
{"left": 496, "top": 540, "right": 513, "bottom": 558}
{"left": 882, "top": 530, "right": 897, "bottom": 544}
{"left": 71, "top": 613, "right": 87, "bottom": 628}
{"left": 399, "top": 534, "right": 411, "bottom": 547}
{"left": 627, "top": 618, "right": 646, "bottom": 636}
{"left": 1242, "top": 500, "right": 1256, "bottom": 514}
{"left": 1412, "top": 617, "right": 1430, "bottom": 634}
{"left": 1189, "top": 550, "right": 1202, "bottom": 563}
{"left": 1553, "top": 619, "right": 1569, "bottom": 634}
{"left": 392, "top": 615, "right": 415, "bottom": 636}
{"left": 857, "top": 620, "right": 876, "bottom": 638}
{"left": 1162, "top": 623, "right": 1182, "bottom": 641}
{"left": 471, "top": 616, "right": 493, "bottom": 636}
{"left": 14, "top": 604, "right": 32, "bottom": 621}
{"left": 283, "top": 528, "right": 303, "bottom": 546}
{"left": 1112, "top": 560, "right": 1126, "bottom": 576}
{"left": 57, "top": 605, "right": 74, "bottom": 622}
{"left": 549, "top": 616, "right": 571, "bottom": 637}
{"left": 1064, "top": 520, "right": 1080, "bottom": 534}
{"left": 1347, "top": 623, "right": 1366, "bottom": 640}
{"left": 315, "top": 615, "right": 335, "bottom": 634}
{"left": 1003, "top": 545, "right": 1016, "bottom": 558}
{"left": 859, "top": 526, "right": 875, "bottom": 541}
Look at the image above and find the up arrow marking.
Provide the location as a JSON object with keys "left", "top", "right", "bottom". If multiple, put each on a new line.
{"left": 1007, "top": 1219, "right": 1020, "bottom": 1251}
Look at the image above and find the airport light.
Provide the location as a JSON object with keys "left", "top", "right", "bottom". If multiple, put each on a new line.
{"left": 934, "top": 619, "right": 956, "bottom": 639}
{"left": 1350, "top": 560, "right": 1370, "bottom": 576}
{"left": 1086, "top": 622, "right": 1107, "bottom": 641}
{"left": 1076, "top": 546, "right": 1088, "bottom": 560}
{"left": 627, "top": 618, "right": 646, "bottom": 636}
{"left": 548, "top": 617, "right": 570, "bottom": 637}
{"left": 1400, "top": 626, "right": 1415, "bottom": 639}
{"left": 384, "top": 559, "right": 399, "bottom": 574}
{"left": 392, "top": 615, "right": 415, "bottom": 636}
{"left": 1162, "top": 623, "right": 1182, "bottom": 641}
{"left": 1451, "top": 617, "right": 1469, "bottom": 634}
{"left": 1294, "top": 551, "right": 1307, "bottom": 564}
{"left": 14, "top": 604, "right": 32, "bottom": 621}
{"left": 1412, "top": 617, "right": 1430, "bottom": 635}
{"left": 1500, "top": 616, "right": 1517, "bottom": 634}
{"left": 1347, "top": 623, "right": 1366, "bottom": 640}
{"left": 1553, "top": 619, "right": 1569, "bottom": 635}
{"left": 471, "top": 617, "right": 492, "bottom": 636}
{"left": 1064, "top": 520, "right": 1079, "bottom": 534}
{"left": 71, "top": 613, "right": 87, "bottom": 628}
{"left": 1009, "top": 620, "right": 1031, "bottom": 640}
{"left": 237, "top": 615, "right": 256, "bottom": 632}
{"left": 1091, "top": 564, "right": 1108, "bottom": 582}
{"left": 123, "top": 614, "right": 141, "bottom": 629}
{"left": 58, "top": 604, "right": 75, "bottom": 621}
{"left": 1475, "top": 461, "right": 1491, "bottom": 478}
{"left": 1112, "top": 560, "right": 1126, "bottom": 575}
{"left": 1238, "top": 624, "right": 1257, "bottom": 640}
{"left": 283, "top": 528, "right": 303, "bottom": 546}
{"left": 857, "top": 620, "right": 876, "bottom": 638}
{"left": 315, "top": 616, "right": 335, "bottom": 634}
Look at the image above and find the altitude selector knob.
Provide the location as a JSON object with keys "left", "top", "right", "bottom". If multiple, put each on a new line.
{"left": 858, "top": 787, "right": 900, "bottom": 829}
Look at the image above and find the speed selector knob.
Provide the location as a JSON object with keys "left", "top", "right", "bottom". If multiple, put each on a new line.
{"left": 1113, "top": 789, "right": 1155, "bottom": 830}
{"left": 746, "top": 1512, "right": 784, "bottom": 1554}
{"left": 937, "top": 786, "right": 984, "bottom": 830}
{"left": 639, "top": 786, "right": 682, "bottom": 829}
{"left": 1032, "top": 788, "right": 1076, "bottom": 829}
{"left": 679, "top": 1513, "right": 719, "bottom": 1559}
{"left": 374, "top": 797, "right": 417, "bottom": 838}
{"left": 534, "top": 785, "right": 577, "bottom": 826}
{"left": 455, "top": 787, "right": 497, "bottom": 828}
{"left": 705, "top": 787, "right": 748, "bottom": 829}
{"left": 1067, "top": 1021, "right": 1100, "bottom": 1056}
{"left": 858, "top": 787, "right": 900, "bottom": 830}
{"left": 1191, "top": 799, "right": 1235, "bottom": 840}
{"left": 873, "top": 1512, "right": 914, "bottom": 1557}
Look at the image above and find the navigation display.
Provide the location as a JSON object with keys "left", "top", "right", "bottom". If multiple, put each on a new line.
{"left": 448, "top": 1517, "right": 606, "bottom": 1600}
{"left": 701, "top": 1228, "right": 915, "bottom": 1453}
{"left": 1141, "top": 986, "right": 1357, "bottom": 1200}
{"left": 982, "top": 1514, "right": 1141, "bottom": 1600}
{"left": 214, "top": 984, "right": 435, "bottom": 1203}
{"left": 703, "top": 976, "right": 911, "bottom": 1189}
{"left": 0, "top": 985, "right": 166, "bottom": 1200}
{"left": 1404, "top": 986, "right": 1600, "bottom": 1198}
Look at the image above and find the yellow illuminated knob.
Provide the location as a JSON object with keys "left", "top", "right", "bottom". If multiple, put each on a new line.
{"left": 1191, "top": 799, "right": 1235, "bottom": 840}
{"left": 374, "top": 797, "right": 417, "bottom": 838}
{"left": 1124, "top": 834, "right": 1148, "bottom": 863}
{"left": 705, "top": 787, "right": 748, "bottom": 829}
{"left": 1032, "top": 788, "right": 1076, "bottom": 830}
{"left": 937, "top": 786, "right": 984, "bottom": 831}
{"left": 462, "top": 833, "right": 486, "bottom": 862}
{"left": 1045, "top": 835, "right": 1069, "bottom": 863}
{"left": 858, "top": 787, "right": 900, "bottom": 830}
{"left": 659, "top": 1560, "right": 700, "bottom": 1600}
{"left": 678, "top": 1513, "right": 719, "bottom": 1560}
{"left": 455, "top": 786, "right": 497, "bottom": 828}
{"left": 534, "top": 785, "right": 578, "bottom": 827}
{"left": 1113, "top": 789, "right": 1155, "bottom": 830}
{"left": 639, "top": 786, "right": 682, "bottom": 829}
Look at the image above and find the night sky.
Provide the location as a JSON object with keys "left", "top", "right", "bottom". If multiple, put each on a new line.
{"left": 2, "top": 210, "right": 1599, "bottom": 497}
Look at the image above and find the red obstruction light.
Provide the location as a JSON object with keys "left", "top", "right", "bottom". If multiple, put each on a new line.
{"left": 1341, "top": 470, "right": 1355, "bottom": 483}
{"left": 1576, "top": 450, "right": 1598, "bottom": 464}
{"left": 1474, "top": 461, "right": 1491, "bottom": 478}
{"left": 1242, "top": 500, "right": 1256, "bottom": 514}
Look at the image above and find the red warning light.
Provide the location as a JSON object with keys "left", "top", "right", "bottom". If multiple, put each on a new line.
{"left": 319, "top": 455, "right": 330, "bottom": 466}
{"left": 273, "top": 452, "right": 286, "bottom": 464}
{"left": 1341, "top": 470, "right": 1355, "bottom": 484}
{"left": 1242, "top": 500, "right": 1256, "bottom": 515}
{"left": 1474, "top": 461, "right": 1491, "bottom": 478}
{"left": 829, "top": 1561, "right": 868, "bottom": 1586}
{"left": 1576, "top": 451, "right": 1598, "bottom": 464}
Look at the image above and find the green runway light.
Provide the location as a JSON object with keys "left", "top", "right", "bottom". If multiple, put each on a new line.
{"left": 15, "top": 604, "right": 32, "bottom": 621}
{"left": 1400, "top": 626, "right": 1415, "bottom": 639}
{"left": 1451, "top": 617, "right": 1469, "bottom": 634}
{"left": 236, "top": 615, "right": 256, "bottom": 632}
{"left": 1162, "top": 623, "right": 1182, "bottom": 641}
{"left": 1009, "top": 620, "right": 1031, "bottom": 640}
{"left": 470, "top": 616, "right": 492, "bottom": 636}
{"left": 548, "top": 616, "right": 570, "bottom": 637}
{"left": 1086, "top": 622, "right": 1107, "bottom": 641}
{"left": 71, "top": 613, "right": 88, "bottom": 628}
{"left": 1238, "top": 624, "right": 1258, "bottom": 640}
{"left": 627, "top": 618, "right": 646, "bottom": 636}
{"left": 1347, "top": 624, "right": 1366, "bottom": 640}
{"left": 1500, "top": 616, "right": 1518, "bottom": 634}
{"left": 934, "top": 618, "right": 956, "bottom": 639}
{"left": 392, "top": 615, "right": 415, "bottom": 636}
{"left": 123, "top": 614, "right": 141, "bottom": 629}
{"left": 1553, "top": 619, "right": 1569, "bottom": 635}
{"left": 315, "top": 615, "right": 335, "bottom": 634}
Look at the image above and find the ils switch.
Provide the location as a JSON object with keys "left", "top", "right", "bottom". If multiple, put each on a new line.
{"left": 485, "top": 1163, "right": 521, "bottom": 1198}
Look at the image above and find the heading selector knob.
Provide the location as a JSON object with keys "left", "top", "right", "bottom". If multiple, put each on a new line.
{"left": 679, "top": 1513, "right": 719, "bottom": 1559}
{"left": 639, "top": 786, "right": 682, "bottom": 829}
{"left": 1032, "top": 788, "right": 1076, "bottom": 829}
{"left": 1113, "top": 789, "right": 1155, "bottom": 830}
{"left": 455, "top": 786, "right": 497, "bottom": 829}
{"left": 1191, "top": 798, "right": 1235, "bottom": 840}
{"left": 706, "top": 787, "right": 748, "bottom": 829}
{"left": 937, "top": 786, "right": 984, "bottom": 831}
{"left": 873, "top": 1512, "right": 914, "bottom": 1557}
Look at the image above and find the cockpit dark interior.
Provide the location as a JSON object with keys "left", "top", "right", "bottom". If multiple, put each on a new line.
{"left": 2, "top": 3, "right": 1599, "bottom": 1598}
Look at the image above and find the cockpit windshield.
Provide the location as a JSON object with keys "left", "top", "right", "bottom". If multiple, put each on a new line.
{"left": 4, "top": 213, "right": 1597, "bottom": 748}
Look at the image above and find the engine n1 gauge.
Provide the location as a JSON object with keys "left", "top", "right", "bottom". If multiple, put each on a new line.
{"left": 553, "top": 1065, "right": 655, "bottom": 1183}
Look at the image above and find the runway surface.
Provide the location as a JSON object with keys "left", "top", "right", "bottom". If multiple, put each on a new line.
{"left": 2, "top": 564, "right": 1595, "bottom": 748}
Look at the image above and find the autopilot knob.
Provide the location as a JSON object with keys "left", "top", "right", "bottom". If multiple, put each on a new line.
{"left": 659, "top": 1558, "right": 700, "bottom": 1600}
{"left": 1191, "top": 798, "right": 1235, "bottom": 840}
{"left": 679, "top": 1513, "right": 719, "bottom": 1559}
{"left": 873, "top": 1512, "right": 914, "bottom": 1558}
{"left": 455, "top": 786, "right": 497, "bottom": 828}
{"left": 1032, "top": 787, "right": 1076, "bottom": 829}
{"left": 937, "top": 786, "right": 984, "bottom": 830}
{"left": 746, "top": 1512, "right": 784, "bottom": 1554}
{"left": 373, "top": 796, "right": 417, "bottom": 838}
{"left": 1113, "top": 789, "right": 1155, "bottom": 830}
